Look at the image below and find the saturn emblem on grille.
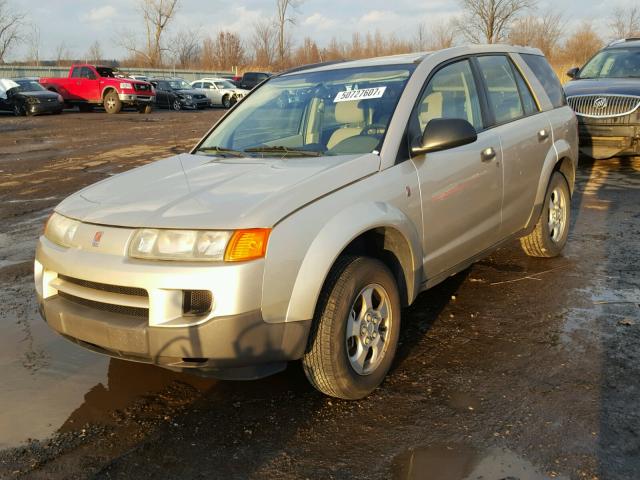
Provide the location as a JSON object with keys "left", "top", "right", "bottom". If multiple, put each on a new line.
{"left": 593, "top": 97, "right": 608, "bottom": 109}
{"left": 92, "top": 231, "right": 104, "bottom": 247}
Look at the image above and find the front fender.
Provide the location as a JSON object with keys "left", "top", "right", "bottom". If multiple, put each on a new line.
{"left": 261, "top": 200, "right": 422, "bottom": 324}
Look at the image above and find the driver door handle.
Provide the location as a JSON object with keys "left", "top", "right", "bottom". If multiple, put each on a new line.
{"left": 481, "top": 147, "right": 496, "bottom": 162}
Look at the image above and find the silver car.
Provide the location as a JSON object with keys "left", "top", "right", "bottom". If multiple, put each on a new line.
{"left": 35, "top": 45, "right": 578, "bottom": 399}
{"left": 190, "top": 78, "right": 247, "bottom": 108}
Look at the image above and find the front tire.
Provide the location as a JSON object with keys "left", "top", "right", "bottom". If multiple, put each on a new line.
{"left": 138, "top": 104, "right": 153, "bottom": 114}
{"left": 520, "top": 171, "right": 571, "bottom": 258}
{"left": 171, "top": 98, "right": 182, "bottom": 111}
{"left": 302, "top": 256, "right": 401, "bottom": 400}
{"left": 103, "top": 91, "right": 122, "bottom": 114}
{"left": 222, "top": 95, "right": 231, "bottom": 108}
{"left": 13, "top": 104, "right": 25, "bottom": 116}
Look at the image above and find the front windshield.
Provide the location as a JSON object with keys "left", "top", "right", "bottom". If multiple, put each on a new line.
{"left": 169, "top": 80, "right": 192, "bottom": 90}
{"left": 15, "top": 80, "right": 46, "bottom": 92}
{"left": 215, "top": 80, "right": 236, "bottom": 89}
{"left": 196, "top": 64, "right": 415, "bottom": 158}
{"left": 580, "top": 48, "right": 640, "bottom": 79}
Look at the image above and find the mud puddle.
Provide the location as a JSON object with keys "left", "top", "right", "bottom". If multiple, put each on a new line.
{"left": 393, "top": 443, "right": 567, "bottom": 480}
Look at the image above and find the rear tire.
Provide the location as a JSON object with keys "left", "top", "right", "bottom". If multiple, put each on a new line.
{"left": 520, "top": 171, "right": 571, "bottom": 258}
{"left": 222, "top": 95, "right": 231, "bottom": 108}
{"left": 103, "top": 91, "right": 122, "bottom": 114}
{"left": 302, "top": 256, "right": 401, "bottom": 400}
{"left": 13, "top": 104, "right": 25, "bottom": 116}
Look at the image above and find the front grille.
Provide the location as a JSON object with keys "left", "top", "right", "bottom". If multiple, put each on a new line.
{"left": 568, "top": 95, "right": 640, "bottom": 118}
{"left": 59, "top": 275, "right": 147, "bottom": 297}
{"left": 134, "top": 83, "right": 151, "bottom": 92}
{"left": 58, "top": 291, "right": 149, "bottom": 318}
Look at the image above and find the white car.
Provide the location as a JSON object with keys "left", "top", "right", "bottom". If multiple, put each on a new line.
{"left": 191, "top": 78, "right": 247, "bottom": 108}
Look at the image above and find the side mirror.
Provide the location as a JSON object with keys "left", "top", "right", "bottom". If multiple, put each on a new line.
{"left": 566, "top": 67, "right": 579, "bottom": 79}
{"left": 411, "top": 118, "right": 477, "bottom": 156}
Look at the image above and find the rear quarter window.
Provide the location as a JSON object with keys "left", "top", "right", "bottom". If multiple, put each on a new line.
{"left": 521, "top": 54, "right": 567, "bottom": 109}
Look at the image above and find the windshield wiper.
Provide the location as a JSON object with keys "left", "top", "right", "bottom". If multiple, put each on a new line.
{"left": 197, "top": 146, "right": 246, "bottom": 157}
{"left": 243, "top": 146, "right": 322, "bottom": 157}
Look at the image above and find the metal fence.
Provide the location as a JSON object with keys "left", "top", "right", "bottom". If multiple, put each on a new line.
{"left": 0, "top": 65, "right": 234, "bottom": 82}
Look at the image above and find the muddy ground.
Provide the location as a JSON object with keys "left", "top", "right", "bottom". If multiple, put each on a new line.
{"left": 0, "top": 108, "right": 638, "bottom": 480}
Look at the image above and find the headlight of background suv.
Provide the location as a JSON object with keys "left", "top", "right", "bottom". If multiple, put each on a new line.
{"left": 44, "top": 212, "right": 80, "bottom": 248}
{"left": 129, "top": 228, "right": 270, "bottom": 262}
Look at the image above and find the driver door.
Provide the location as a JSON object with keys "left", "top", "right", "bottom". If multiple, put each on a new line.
{"left": 410, "top": 59, "right": 503, "bottom": 278}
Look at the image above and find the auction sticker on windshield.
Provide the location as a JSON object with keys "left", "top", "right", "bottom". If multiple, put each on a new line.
{"left": 334, "top": 86, "right": 386, "bottom": 102}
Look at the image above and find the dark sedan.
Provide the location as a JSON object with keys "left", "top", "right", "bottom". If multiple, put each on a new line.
{"left": 0, "top": 78, "right": 64, "bottom": 116}
{"left": 564, "top": 38, "right": 640, "bottom": 159}
{"left": 149, "top": 78, "right": 209, "bottom": 110}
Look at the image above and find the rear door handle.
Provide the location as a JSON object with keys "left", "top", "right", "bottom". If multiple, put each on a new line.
{"left": 538, "top": 129, "right": 549, "bottom": 141}
{"left": 481, "top": 147, "right": 496, "bottom": 162}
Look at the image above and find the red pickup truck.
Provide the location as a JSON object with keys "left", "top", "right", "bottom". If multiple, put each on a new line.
{"left": 40, "top": 64, "right": 155, "bottom": 114}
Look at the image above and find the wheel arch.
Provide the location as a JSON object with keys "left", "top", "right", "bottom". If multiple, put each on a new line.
{"left": 101, "top": 86, "right": 117, "bottom": 100}
{"left": 271, "top": 202, "right": 423, "bottom": 324}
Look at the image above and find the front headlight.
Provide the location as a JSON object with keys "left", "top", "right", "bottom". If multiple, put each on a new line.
{"left": 129, "top": 228, "right": 270, "bottom": 262}
{"left": 27, "top": 96, "right": 40, "bottom": 104}
{"left": 184, "top": 94, "right": 192, "bottom": 100}
{"left": 120, "top": 82, "right": 133, "bottom": 89}
{"left": 44, "top": 212, "right": 80, "bottom": 248}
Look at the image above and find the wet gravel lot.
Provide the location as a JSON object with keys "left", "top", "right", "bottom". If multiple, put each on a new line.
{"left": 0, "top": 109, "right": 638, "bottom": 480}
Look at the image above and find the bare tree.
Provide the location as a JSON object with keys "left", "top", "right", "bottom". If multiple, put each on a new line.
{"left": 508, "top": 11, "right": 563, "bottom": 60}
{"left": 170, "top": 29, "right": 201, "bottom": 68}
{"left": 251, "top": 20, "right": 277, "bottom": 67}
{"left": 456, "top": 0, "right": 535, "bottom": 44}
{"left": 609, "top": 6, "right": 640, "bottom": 40}
{"left": 210, "top": 31, "right": 245, "bottom": 70}
{"left": 275, "top": 0, "right": 301, "bottom": 68}
{"left": 414, "top": 23, "right": 428, "bottom": 51}
{"left": 561, "top": 21, "right": 603, "bottom": 66}
{"left": 87, "top": 40, "right": 103, "bottom": 64}
{"left": 0, "top": 0, "right": 25, "bottom": 63}
{"left": 54, "top": 41, "right": 72, "bottom": 66}
{"left": 120, "top": 0, "right": 179, "bottom": 67}
{"left": 430, "top": 20, "right": 457, "bottom": 49}
{"left": 26, "top": 24, "right": 41, "bottom": 66}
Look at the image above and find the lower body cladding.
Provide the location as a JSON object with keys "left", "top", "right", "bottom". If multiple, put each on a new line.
{"left": 34, "top": 234, "right": 310, "bottom": 380}
{"left": 578, "top": 122, "right": 640, "bottom": 159}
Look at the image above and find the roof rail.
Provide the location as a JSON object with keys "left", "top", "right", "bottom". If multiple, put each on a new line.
{"left": 278, "top": 60, "right": 347, "bottom": 76}
{"left": 609, "top": 37, "right": 640, "bottom": 46}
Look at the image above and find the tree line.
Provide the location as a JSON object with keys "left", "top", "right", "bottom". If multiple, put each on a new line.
{"left": 1, "top": 0, "right": 639, "bottom": 75}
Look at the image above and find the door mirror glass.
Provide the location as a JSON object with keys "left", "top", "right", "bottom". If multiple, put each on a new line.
{"left": 566, "top": 67, "right": 579, "bottom": 79}
{"left": 412, "top": 118, "right": 477, "bottom": 155}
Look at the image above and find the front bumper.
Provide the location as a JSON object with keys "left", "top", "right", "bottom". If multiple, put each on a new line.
{"left": 182, "top": 98, "right": 209, "bottom": 109}
{"left": 578, "top": 121, "right": 640, "bottom": 159}
{"left": 35, "top": 230, "right": 310, "bottom": 379}
{"left": 27, "top": 101, "right": 63, "bottom": 115}
{"left": 118, "top": 93, "right": 154, "bottom": 104}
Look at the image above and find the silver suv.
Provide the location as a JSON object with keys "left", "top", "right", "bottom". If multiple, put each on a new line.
{"left": 35, "top": 45, "right": 578, "bottom": 399}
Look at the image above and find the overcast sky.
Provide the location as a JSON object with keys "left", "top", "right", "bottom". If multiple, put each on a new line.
{"left": 8, "top": 0, "right": 629, "bottom": 61}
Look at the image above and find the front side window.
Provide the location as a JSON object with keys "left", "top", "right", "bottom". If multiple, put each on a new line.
{"left": 578, "top": 48, "right": 640, "bottom": 79}
{"left": 215, "top": 80, "right": 236, "bottom": 89}
{"left": 71, "top": 68, "right": 81, "bottom": 78}
{"left": 193, "top": 82, "right": 202, "bottom": 88}
{"left": 168, "top": 80, "right": 191, "bottom": 90}
{"left": 415, "top": 60, "right": 483, "bottom": 132}
{"left": 80, "top": 67, "right": 96, "bottom": 80}
{"left": 477, "top": 55, "right": 524, "bottom": 124}
{"left": 196, "top": 65, "right": 415, "bottom": 158}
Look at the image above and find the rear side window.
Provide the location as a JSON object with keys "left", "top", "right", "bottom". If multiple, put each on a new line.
{"left": 513, "top": 68, "right": 538, "bottom": 116}
{"left": 477, "top": 55, "right": 525, "bottom": 124}
{"left": 521, "top": 54, "right": 566, "bottom": 108}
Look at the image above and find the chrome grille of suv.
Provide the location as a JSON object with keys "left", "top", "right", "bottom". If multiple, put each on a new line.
{"left": 567, "top": 95, "right": 640, "bottom": 118}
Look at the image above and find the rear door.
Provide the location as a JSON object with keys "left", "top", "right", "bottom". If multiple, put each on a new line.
{"left": 474, "top": 55, "right": 554, "bottom": 236}
{"left": 410, "top": 59, "right": 504, "bottom": 278}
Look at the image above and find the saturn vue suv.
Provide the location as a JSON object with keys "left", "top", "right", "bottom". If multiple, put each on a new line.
{"left": 565, "top": 38, "right": 640, "bottom": 159}
{"left": 35, "top": 45, "right": 577, "bottom": 399}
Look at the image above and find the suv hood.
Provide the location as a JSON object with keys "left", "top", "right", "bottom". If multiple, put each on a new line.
{"left": 56, "top": 152, "right": 378, "bottom": 229}
{"left": 564, "top": 78, "right": 640, "bottom": 97}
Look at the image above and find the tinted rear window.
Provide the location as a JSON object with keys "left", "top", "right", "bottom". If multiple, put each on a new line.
{"left": 521, "top": 54, "right": 566, "bottom": 108}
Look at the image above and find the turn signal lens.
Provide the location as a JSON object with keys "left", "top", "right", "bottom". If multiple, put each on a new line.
{"left": 224, "top": 229, "right": 270, "bottom": 262}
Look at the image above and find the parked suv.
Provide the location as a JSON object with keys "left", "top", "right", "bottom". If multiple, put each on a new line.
{"left": 239, "top": 71, "right": 271, "bottom": 90}
{"left": 35, "top": 46, "right": 577, "bottom": 399}
{"left": 565, "top": 38, "right": 640, "bottom": 159}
